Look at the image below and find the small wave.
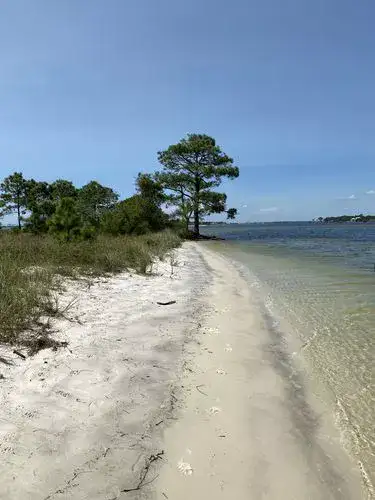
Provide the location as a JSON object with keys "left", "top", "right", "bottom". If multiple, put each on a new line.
{"left": 300, "top": 328, "right": 319, "bottom": 351}
{"left": 335, "top": 398, "right": 375, "bottom": 498}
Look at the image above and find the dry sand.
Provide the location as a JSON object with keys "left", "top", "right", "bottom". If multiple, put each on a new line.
{"left": 0, "top": 244, "right": 208, "bottom": 500}
{"left": 0, "top": 243, "right": 365, "bottom": 499}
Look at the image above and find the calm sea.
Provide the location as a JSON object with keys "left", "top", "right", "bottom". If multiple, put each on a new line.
{"left": 202, "top": 222, "right": 375, "bottom": 496}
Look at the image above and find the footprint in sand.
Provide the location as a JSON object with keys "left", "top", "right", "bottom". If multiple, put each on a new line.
{"left": 215, "top": 306, "right": 232, "bottom": 314}
{"left": 177, "top": 460, "right": 193, "bottom": 476}
{"left": 202, "top": 326, "right": 219, "bottom": 335}
{"left": 208, "top": 406, "right": 222, "bottom": 415}
{"left": 224, "top": 344, "right": 232, "bottom": 352}
{"left": 216, "top": 368, "right": 226, "bottom": 375}
{"left": 215, "top": 306, "right": 231, "bottom": 314}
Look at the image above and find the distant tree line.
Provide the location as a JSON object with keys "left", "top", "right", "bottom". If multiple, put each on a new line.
{"left": 0, "top": 134, "right": 239, "bottom": 239}
{"left": 316, "top": 214, "right": 375, "bottom": 223}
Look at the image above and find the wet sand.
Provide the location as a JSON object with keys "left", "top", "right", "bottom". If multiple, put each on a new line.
{"left": 154, "top": 244, "right": 365, "bottom": 500}
{"left": 0, "top": 243, "right": 365, "bottom": 499}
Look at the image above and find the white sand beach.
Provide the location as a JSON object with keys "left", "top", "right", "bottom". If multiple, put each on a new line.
{"left": 0, "top": 243, "right": 365, "bottom": 499}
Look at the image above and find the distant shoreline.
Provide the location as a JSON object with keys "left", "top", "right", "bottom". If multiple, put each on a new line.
{"left": 200, "top": 219, "right": 375, "bottom": 226}
{"left": 313, "top": 214, "right": 375, "bottom": 223}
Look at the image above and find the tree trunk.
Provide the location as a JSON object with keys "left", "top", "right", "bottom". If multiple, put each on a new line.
{"left": 179, "top": 190, "right": 189, "bottom": 235}
{"left": 193, "top": 175, "right": 200, "bottom": 237}
{"left": 17, "top": 198, "right": 21, "bottom": 229}
{"left": 193, "top": 208, "right": 199, "bottom": 237}
{"left": 184, "top": 215, "right": 189, "bottom": 233}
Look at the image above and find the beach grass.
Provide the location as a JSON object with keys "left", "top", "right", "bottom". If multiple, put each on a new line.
{"left": 0, "top": 230, "right": 180, "bottom": 346}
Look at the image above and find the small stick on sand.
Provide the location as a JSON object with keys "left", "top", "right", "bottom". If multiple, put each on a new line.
{"left": 13, "top": 350, "right": 26, "bottom": 360}
{"left": 196, "top": 384, "right": 208, "bottom": 396}
{"left": 156, "top": 301, "right": 177, "bottom": 306}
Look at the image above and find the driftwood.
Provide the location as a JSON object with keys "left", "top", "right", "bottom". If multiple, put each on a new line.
{"left": 122, "top": 451, "right": 164, "bottom": 493}
{"left": 156, "top": 301, "right": 176, "bottom": 306}
{"left": 13, "top": 350, "right": 26, "bottom": 360}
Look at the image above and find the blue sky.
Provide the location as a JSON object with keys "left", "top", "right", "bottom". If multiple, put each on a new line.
{"left": 1, "top": 0, "right": 375, "bottom": 222}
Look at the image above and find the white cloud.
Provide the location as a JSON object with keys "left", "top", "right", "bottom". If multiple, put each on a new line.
{"left": 259, "top": 206, "right": 279, "bottom": 212}
{"left": 336, "top": 194, "right": 357, "bottom": 201}
{"left": 241, "top": 204, "right": 248, "bottom": 208}
{"left": 366, "top": 190, "right": 375, "bottom": 195}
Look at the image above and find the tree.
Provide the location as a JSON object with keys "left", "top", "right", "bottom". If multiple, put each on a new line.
{"left": 48, "top": 197, "right": 82, "bottom": 241}
{"left": 135, "top": 173, "right": 165, "bottom": 204}
{"left": 101, "top": 174, "right": 167, "bottom": 235}
{"left": 50, "top": 179, "right": 77, "bottom": 201}
{"left": 227, "top": 208, "right": 237, "bottom": 220}
{"left": 0, "top": 172, "right": 29, "bottom": 229}
{"left": 78, "top": 181, "right": 118, "bottom": 227}
{"left": 156, "top": 134, "right": 239, "bottom": 236}
{"left": 24, "top": 180, "right": 55, "bottom": 233}
{"left": 101, "top": 196, "right": 165, "bottom": 235}
{"left": 24, "top": 179, "right": 78, "bottom": 233}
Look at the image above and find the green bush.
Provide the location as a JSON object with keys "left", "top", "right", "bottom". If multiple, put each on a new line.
{"left": 101, "top": 195, "right": 167, "bottom": 235}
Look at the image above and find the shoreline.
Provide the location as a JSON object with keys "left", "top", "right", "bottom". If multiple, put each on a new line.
{"left": 0, "top": 242, "right": 366, "bottom": 499}
{"left": 153, "top": 244, "right": 365, "bottom": 499}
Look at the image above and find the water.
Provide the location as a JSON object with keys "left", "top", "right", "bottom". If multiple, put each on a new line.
{"left": 202, "top": 222, "right": 375, "bottom": 495}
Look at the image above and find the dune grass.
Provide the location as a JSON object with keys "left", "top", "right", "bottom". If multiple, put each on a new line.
{"left": 0, "top": 230, "right": 180, "bottom": 347}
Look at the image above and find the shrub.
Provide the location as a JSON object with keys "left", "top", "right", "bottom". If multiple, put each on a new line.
{"left": 101, "top": 195, "right": 167, "bottom": 235}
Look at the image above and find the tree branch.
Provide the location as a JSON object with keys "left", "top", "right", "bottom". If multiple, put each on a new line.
{"left": 163, "top": 186, "right": 193, "bottom": 199}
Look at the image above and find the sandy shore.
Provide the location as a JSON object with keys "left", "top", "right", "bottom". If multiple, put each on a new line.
{"left": 0, "top": 243, "right": 365, "bottom": 499}
{"left": 0, "top": 244, "right": 208, "bottom": 499}
{"left": 154, "top": 245, "right": 365, "bottom": 500}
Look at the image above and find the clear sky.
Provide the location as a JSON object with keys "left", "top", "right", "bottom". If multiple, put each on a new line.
{"left": 1, "top": 0, "right": 375, "bottom": 221}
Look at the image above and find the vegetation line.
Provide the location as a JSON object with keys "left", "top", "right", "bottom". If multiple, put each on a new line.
{"left": 0, "top": 231, "right": 180, "bottom": 350}
{"left": 0, "top": 133, "right": 240, "bottom": 349}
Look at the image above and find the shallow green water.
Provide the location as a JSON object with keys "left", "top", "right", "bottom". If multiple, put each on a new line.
{"left": 204, "top": 224, "right": 375, "bottom": 495}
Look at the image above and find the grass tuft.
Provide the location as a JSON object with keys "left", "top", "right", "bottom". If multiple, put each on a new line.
{"left": 0, "top": 230, "right": 180, "bottom": 347}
